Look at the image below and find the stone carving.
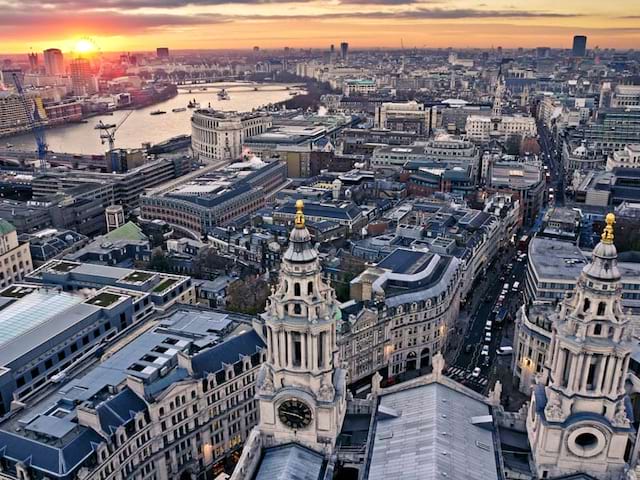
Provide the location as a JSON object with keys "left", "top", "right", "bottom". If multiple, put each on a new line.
{"left": 613, "top": 400, "right": 630, "bottom": 428}
{"left": 258, "top": 366, "right": 274, "bottom": 395}
{"left": 544, "top": 389, "right": 564, "bottom": 422}
{"left": 318, "top": 382, "right": 335, "bottom": 402}
{"left": 371, "top": 371, "right": 383, "bottom": 396}
{"left": 432, "top": 352, "right": 446, "bottom": 379}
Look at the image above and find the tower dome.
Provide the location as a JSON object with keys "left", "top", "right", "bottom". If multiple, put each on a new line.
{"left": 283, "top": 200, "right": 317, "bottom": 263}
{"left": 582, "top": 213, "right": 620, "bottom": 282}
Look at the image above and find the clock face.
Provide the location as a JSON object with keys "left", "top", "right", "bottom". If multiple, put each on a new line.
{"left": 278, "top": 399, "right": 312, "bottom": 430}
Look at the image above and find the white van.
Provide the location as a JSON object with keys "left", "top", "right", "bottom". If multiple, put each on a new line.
{"left": 512, "top": 281, "right": 520, "bottom": 292}
{"left": 497, "top": 346, "right": 513, "bottom": 356}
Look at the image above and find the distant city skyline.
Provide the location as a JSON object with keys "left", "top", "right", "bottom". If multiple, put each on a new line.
{"left": 0, "top": 0, "right": 639, "bottom": 54}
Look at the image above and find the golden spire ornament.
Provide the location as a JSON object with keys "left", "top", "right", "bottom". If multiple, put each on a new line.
{"left": 601, "top": 213, "right": 615, "bottom": 245}
{"left": 294, "top": 199, "right": 305, "bottom": 228}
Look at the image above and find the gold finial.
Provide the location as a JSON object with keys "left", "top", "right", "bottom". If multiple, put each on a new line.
{"left": 294, "top": 199, "right": 305, "bottom": 228}
{"left": 601, "top": 213, "right": 615, "bottom": 244}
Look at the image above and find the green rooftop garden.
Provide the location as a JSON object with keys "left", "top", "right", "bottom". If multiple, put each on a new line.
{"left": 153, "top": 277, "right": 178, "bottom": 293}
{"left": 85, "top": 292, "right": 123, "bottom": 307}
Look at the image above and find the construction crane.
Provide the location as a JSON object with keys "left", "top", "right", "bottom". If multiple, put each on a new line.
{"left": 12, "top": 73, "right": 47, "bottom": 171}
{"left": 96, "top": 110, "right": 133, "bottom": 172}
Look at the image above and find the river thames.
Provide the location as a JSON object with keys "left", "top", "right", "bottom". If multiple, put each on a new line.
{"left": 3, "top": 82, "right": 303, "bottom": 155}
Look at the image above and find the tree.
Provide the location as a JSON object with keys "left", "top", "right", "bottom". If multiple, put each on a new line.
{"left": 505, "top": 134, "right": 523, "bottom": 156}
{"left": 226, "top": 276, "right": 271, "bottom": 315}
{"left": 147, "top": 248, "right": 171, "bottom": 273}
{"left": 192, "top": 247, "right": 234, "bottom": 279}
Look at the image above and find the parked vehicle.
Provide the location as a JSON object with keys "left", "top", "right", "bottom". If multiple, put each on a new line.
{"left": 472, "top": 367, "right": 481, "bottom": 377}
{"left": 497, "top": 346, "right": 514, "bottom": 356}
{"left": 481, "top": 345, "right": 489, "bottom": 356}
{"left": 512, "top": 281, "right": 520, "bottom": 292}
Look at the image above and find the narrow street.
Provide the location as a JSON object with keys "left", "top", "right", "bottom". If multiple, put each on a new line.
{"left": 446, "top": 245, "right": 528, "bottom": 394}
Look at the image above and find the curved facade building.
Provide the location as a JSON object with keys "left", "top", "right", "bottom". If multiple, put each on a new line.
{"left": 191, "top": 109, "right": 272, "bottom": 161}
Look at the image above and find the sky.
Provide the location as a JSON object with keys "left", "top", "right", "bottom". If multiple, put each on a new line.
{"left": 1, "top": 0, "right": 640, "bottom": 54}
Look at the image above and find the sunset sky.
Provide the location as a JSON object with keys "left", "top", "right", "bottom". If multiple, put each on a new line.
{"left": 1, "top": 0, "right": 640, "bottom": 54}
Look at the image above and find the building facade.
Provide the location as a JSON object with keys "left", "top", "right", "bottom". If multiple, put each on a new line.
{"left": 0, "top": 219, "right": 32, "bottom": 288}
{"left": 190, "top": 109, "right": 272, "bottom": 161}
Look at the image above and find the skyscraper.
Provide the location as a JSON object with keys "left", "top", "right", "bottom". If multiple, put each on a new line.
{"left": 43, "top": 48, "right": 64, "bottom": 75}
{"left": 156, "top": 47, "right": 169, "bottom": 59}
{"left": 70, "top": 58, "right": 95, "bottom": 95}
{"left": 27, "top": 52, "right": 38, "bottom": 71}
{"left": 572, "top": 35, "right": 587, "bottom": 57}
{"left": 340, "top": 41, "right": 349, "bottom": 61}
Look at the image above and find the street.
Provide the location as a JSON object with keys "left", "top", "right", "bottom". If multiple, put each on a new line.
{"left": 446, "top": 245, "right": 528, "bottom": 394}
{"left": 537, "top": 121, "right": 565, "bottom": 207}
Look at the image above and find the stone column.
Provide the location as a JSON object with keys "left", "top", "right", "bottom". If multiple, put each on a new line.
{"left": 566, "top": 351, "right": 578, "bottom": 389}
{"left": 573, "top": 354, "right": 584, "bottom": 392}
{"left": 603, "top": 355, "right": 616, "bottom": 395}
{"left": 266, "top": 327, "right": 273, "bottom": 365}
{"left": 595, "top": 355, "right": 606, "bottom": 395}
{"left": 617, "top": 355, "right": 630, "bottom": 393}
{"left": 608, "top": 356, "right": 622, "bottom": 394}
{"left": 580, "top": 354, "right": 591, "bottom": 391}
{"left": 287, "top": 333, "right": 294, "bottom": 369}
{"left": 301, "top": 332, "right": 307, "bottom": 370}
{"left": 279, "top": 330, "right": 286, "bottom": 368}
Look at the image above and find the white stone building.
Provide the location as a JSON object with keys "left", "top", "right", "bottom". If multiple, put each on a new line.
{"left": 465, "top": 114, "right": 537, "bottom": 142}
{"left": 190, "top": 109, "right": 272, "bottom": 161}
{"left": 0, "top": 219, "right": 32, "bottom": 288}
{"left": 607, "top": 144, "right": 640, "bottom": 170}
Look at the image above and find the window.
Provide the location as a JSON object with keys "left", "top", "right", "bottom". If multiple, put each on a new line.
{"left": 307, "top": 282, "right": 313, "bottom": 295}
{"left": 294, "top": 283, "right": 301, "bottom": 296}
{"left": 597, "top": 302, "right": 606, "bottom": 316}
{"left": 583, "top": 298, "right": 591, "bottom": 312}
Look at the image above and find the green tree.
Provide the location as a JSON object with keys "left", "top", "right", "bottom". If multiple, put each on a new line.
{"left": 226, "top": 276, "right": 271, "bottom": 315}
{"left": 148, "top": 248, "right": 171, "bottom": 273}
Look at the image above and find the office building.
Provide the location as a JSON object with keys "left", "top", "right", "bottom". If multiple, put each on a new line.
{"left": 70, "top": 58, "right": 96, "bottom": 95}
{"left": 465, "top": 114, "right": 537, "bottom": 142}
{"left": 0, "top": 68, "right": 24, "bottom": 89}
{"left": 374, "top": 101, "right": 433, "bottom": 135}
{"left": 340, "top": 41, "right": 349, "bottom": 61}
{"left": 0, "top": 282, "right": 151, "bottom": 415}
{"left": 0, "top": 91, "right": 46, "bottom": 137}
{"left": 156, "top": 47, "right": 169, "bottom": 59}
{"left": 141, "top": 160, "right": 287, "bottom": 238}
{"left": 608, "top": 144, "right": 640, "bottom": 170}
{"left": 43, "top": 48, "right": 64, "bottom": 75}
{"left": 0, "top": 219, "right": 33, "bottom": 288}
{"left": 0, "top": 303, "right": 266, "bottom": 478}
{"left": 350, "top": 247, "right": 463, "bottom": 377}
{"left": 191, "top": 109, "right": 272, "bottom": 161}
{"left": 572, "top": 35, "right": 587, "bottom": 57}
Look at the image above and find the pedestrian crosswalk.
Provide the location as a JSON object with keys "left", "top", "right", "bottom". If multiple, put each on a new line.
{"left": 445, "top": 366, "right": 489, "bottom": 391}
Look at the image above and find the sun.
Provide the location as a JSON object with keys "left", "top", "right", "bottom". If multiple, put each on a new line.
{"left": 74, "top": 38, "right": 96, "bottom": 56}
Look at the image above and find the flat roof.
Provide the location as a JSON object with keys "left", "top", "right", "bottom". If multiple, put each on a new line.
{"left": 528, "top": 237, "right": 587, "bottom": 281}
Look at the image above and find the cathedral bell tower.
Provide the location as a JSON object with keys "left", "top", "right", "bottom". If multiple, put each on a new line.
{"left": 527, "top": 214, "right": 635, "bottom": 479}
{"left": 255, "top": 200, "right": 347, "bottom": 454}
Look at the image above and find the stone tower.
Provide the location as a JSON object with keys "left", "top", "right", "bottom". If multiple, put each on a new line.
{"left": 255, "top": 200, "right": 347, "bottom": 454}
{"left": 527, "top": 214, "right": 635, "bottom": 479}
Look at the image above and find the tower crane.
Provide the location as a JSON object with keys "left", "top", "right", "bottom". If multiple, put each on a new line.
{"left": 12, "top": 73, "right": 47, "bottom": 171}
{"left": 96, "top": 110, "right": 133, "bottom": 172}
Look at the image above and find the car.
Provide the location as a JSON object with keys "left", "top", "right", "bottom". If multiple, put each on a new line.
{"left": 497, "top": 346, "right": 514, "bottom": 355}
{"left": 485, "top": 320, "right": 492, "bottom": 328}
{"left": 481, "top": 345, "right": 489, "bottom": 355}
{"left": 485, "top": 333, "right": 491, "bottom": 342}
{"left": 472, "top": 367, "right": 481, "bottom": 377}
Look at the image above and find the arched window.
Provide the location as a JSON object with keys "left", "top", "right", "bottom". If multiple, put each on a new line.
{"left": 308, "top": 282, "right": 313, "bottom": 295}
{"left": 597, "top": 302, "right": 606, "bottom": 316}
{"left": 294, "top": 283, "right": 301, "bottom": 296}
{"left": 583, "top": 298, "right": 591, "bottom": 312}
